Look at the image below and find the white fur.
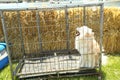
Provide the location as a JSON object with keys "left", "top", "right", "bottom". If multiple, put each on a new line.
{"left": 75, "top": 26, "right": 100, "bottom": 68}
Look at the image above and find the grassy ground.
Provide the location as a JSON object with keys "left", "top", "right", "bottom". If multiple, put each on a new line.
{"left": 0, "top": 55, "right": 120, "bottom": 80}
{"left": 102, "top": 55, "right": 120, "bottom": 80}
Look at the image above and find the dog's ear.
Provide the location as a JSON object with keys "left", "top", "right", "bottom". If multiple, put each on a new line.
{"left": 85, "top": 32, "right": 94, "bottom": 37}
{"left": 85, "top": 33, "right": 91, "bottom": 37}
{"left": 76, "top": 30, "right": 80, "bottom": 36}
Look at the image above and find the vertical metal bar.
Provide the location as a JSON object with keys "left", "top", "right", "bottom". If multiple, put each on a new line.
{"left": 83, "top": 6, "right": 86, "bottom": 25}
{"left": 59, "top": 10, "right": 62, "bottom": 50}
{"left": 17, "top": 11, "right": 26, "bottom": 59}
{"left": 0, "top": 11, "right": 14, "bottom": 80}
{"left": 65, "top": 6, "right": 70, "bottom": 50}
{"left": 36, "top": 10, "right": 43, "bottom": 52}
{"left": 99, "top": 4, "right": 104, "bottom": 72}
{"left": 78, "top": 5, "right": 80, "bottom": 26}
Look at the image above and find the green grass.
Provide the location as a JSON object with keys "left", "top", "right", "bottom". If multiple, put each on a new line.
{"left": 0, "top": 65, "right": 11, "bottom": 80}
{"left": 0, "top": 64, "right": 16, "bottom": 80}
{"left": 102, "top": 55, "right": 120, "bottom": 80}
{"left": 0, "top": 55, "right": 120, "bottom": 80}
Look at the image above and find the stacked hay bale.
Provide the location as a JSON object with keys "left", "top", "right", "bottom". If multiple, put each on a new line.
{"left": 2, "top": 11, "right": 23, "bottom": 59}
{"left": 103, "top": 7, "right": 120, "bottom": 54}
{"left": 0, "top": 7, "right": 120, "bottom": 59}
{"left": 0, "top": 17, "right": 4, "bottom": 41}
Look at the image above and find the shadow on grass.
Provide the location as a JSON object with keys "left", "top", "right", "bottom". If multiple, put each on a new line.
{"left": 21, "top": 69, "right": 106, "bottom": 80}
{"left": 102, "top": 71, "right": 106, "bottom": 80}
{"left": 22, "top": 75, "right": 102, "bottom": 80}
{"left": 0, "top": 63, "right": 107, "bottom": 80}
{"left": 0, "top": 67, "right": 107, "bottom": 80}
{"left": 106, "top": 53, "right": 120, "bottom": 56}
{"left": 59, "top": 71, "right": 106, "bottom": 80}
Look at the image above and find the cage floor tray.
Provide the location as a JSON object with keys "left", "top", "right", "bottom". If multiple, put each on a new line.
{"left": 17, "top": 52, "right": 99, "bottom": 79}
{"left": 18, "top": 55, "right": 83, "bottom": 78}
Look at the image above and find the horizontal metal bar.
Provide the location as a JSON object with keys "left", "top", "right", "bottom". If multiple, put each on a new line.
{"left": 17, "top": 68, "right": 100, "bottom": 78}
{"left": 0, "top": 2, "right": 103, "bottom": 11}
{"left": 24, "top": 49, "right": 70, "bottom": 57}
{"left": 41, "top": 49, "right": 71, "bottom": 54}
{"left": 17, "top": 67, "right": 98, "bottom": 77}
{"left": 47, "top": 72, "right": 100, "bottom": 79}
{"left": 20, "top": 72, "right": 100, "bottom": 79}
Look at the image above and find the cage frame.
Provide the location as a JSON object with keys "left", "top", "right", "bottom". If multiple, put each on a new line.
{"left": 0, "top": 2, "right": 104, "bottom": 80}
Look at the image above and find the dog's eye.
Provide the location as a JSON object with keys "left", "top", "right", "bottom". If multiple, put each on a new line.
{"left": 76, "top": 30, "right": 80, "bottom": 36}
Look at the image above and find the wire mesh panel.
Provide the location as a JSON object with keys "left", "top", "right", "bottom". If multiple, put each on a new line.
{"left": 0, "top": 2, "right": 103, "bottom": 80}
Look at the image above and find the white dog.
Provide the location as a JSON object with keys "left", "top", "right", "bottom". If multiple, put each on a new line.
{"left": 75, "top": 26, "right": 100, "bottom": 68}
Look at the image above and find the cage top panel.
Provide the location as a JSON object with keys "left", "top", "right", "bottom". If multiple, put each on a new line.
{"left": 0, "top": 2, "right": 103, "bottom": 11}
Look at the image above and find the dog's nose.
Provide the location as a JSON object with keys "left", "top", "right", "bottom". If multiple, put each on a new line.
{"left": 76, "top": 30, "right": 80, "bottom": 36}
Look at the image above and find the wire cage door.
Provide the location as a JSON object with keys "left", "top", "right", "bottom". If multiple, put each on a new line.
{"left": 0, "top": 2, "right": 104, "bottom": 80}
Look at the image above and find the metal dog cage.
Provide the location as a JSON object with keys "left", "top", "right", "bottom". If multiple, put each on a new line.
{"left": 0, "top": 2, "right": 104, "bottom": 80}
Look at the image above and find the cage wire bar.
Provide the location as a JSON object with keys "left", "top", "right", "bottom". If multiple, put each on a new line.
{"left": 0, "top": 11, "right": 14, "bottom": 80}
{"left": 0, "top": 2, "right": 104, "bottom": 80}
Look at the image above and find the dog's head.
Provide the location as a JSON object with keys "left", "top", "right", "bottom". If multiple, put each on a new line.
{"left": 76, "top": 26, "right": 94, "bottom": 38}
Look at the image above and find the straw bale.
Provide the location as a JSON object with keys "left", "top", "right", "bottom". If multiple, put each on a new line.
{"left": 103, "top": 7, "right": 120, "bottom": 53}
{"left": 0, "top": 7, "right": 120, "bottom": 59}
{"left": 0, "top": 20, "right": 4, "bottom": 41}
